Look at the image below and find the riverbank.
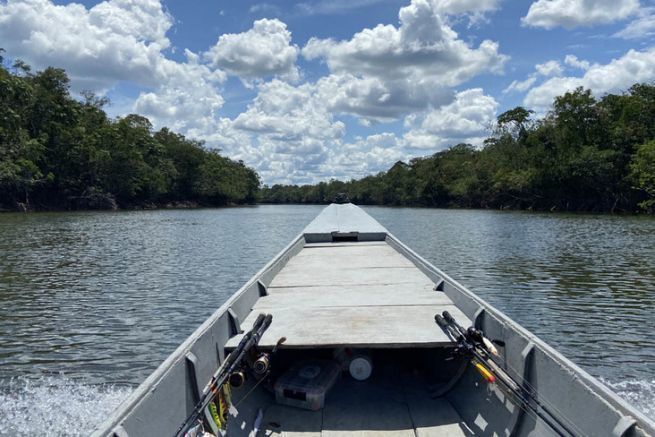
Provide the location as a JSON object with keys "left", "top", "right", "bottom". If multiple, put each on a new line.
{"left": 5, "top": 200, "right": 653, "bottom": 215}
{"left": 0, "top": 199, "right": 259, "bottom": 213}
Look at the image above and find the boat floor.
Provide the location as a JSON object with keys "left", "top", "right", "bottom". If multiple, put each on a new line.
{"left": 249, "top": 365, "right": 473, "bottom": 437}
{"left": 227, "top": 242, "right": 470, "bottom": 349}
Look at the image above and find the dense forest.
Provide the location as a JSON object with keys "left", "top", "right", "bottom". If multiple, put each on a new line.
{"left": 262, "top": 85, "right": 655, "bottom": 213}
{"left": 2, "top": 52, "right": 654, "bottom": 214}
{"left": 0, "top": 53, "right": 259, "bottom": 211}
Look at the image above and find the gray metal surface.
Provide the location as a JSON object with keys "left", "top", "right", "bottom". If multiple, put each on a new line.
{"left": 227, "top": 304, "right": 469, "bottom": 349}
{"left": 93, "top": 203, "right": 655, "bottom": 437}
{"left": 302, "top": 203, "right": 387, "bottom": 243}
{"left": 255, "top": 362, "right": 472, "bottom": 437}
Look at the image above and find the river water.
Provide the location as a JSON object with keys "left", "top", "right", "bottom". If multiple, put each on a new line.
{"left": 0, "top": 205, "right": 653, "bottom": 435}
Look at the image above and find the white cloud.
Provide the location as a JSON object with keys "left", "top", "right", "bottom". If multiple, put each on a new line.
{"left": 295, "top": 0, "right": 388, "bottom": 16}
{"left": 535, "top": 60, "right": 563, "bottom": 77}
{"left": 0, "top": 0, "right": 232, "bottom": 150}
{"left": 204, "top": 19, "right": 299, "bottom": 86}
{"left": 0, "top": 0, "right": 183, "bottom": 91}
{"left": 615, "top": 7, "right": 655, "bottom": 39}
{"left": 217, "top": 81, "right": 498, "bottom": 183}
{"left": 249, "top": 3, "right": 282, "bottom": 16}
{"left": 432, "top": 0, "right": 499, "bottom": 15}
{"left": 227, "top": 80, "right": 346, "bottom": 183}
{"left": 232, "top": 80, "right": 343, "bottom": 142}
{"left": 133, "top": 50, "right": 225, "bottom": 134}
{"left": 326, "top": 134, "right": 409, "bottom": 179}
{"left": 504, "top": 60, "right": 562, "bottom": 95}
{"left": 403, "top": 88, "right": 498, "bottom": 149}
{"left": 522, "top": 0, "right": 640, "bottom": 29}
{"left": 564, "top": 54, "right": 591, "bottom": 70}
{"left": 432, "top": 0, "right": 500, "bottom": 24}
{"left": 302, "top": 0, "right": 507, "bottom": 121}
{"left": 524, "top": 47, "right": 655, "bottom": 109}
{"left": 504, "top": 76, "right": 538, "bottom": 93}
{"left": 313, "top": 73, "right": 456, "bottom": 122}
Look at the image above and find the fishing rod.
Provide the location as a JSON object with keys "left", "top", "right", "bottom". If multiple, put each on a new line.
{"left": 174, "top": 313, "right": 273, "bottom": 437}
{"left": 435, "top": 311, "right": 578, "bottom": 437}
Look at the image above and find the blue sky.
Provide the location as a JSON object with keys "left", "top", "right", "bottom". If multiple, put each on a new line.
{"left": 2, "top": 0, "right": 655, "bottom": 184}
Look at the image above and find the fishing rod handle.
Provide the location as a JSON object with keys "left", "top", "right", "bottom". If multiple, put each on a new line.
{"left": 257, "top": 314, "right": 273, "bottom": 336}
{"left": 442, "top": 311, "right": 456, "bottom": 325}
{"left": 252, "top": 313, "right": 267, "bottom": 331}
{"left": 435, "top": 314, "right": 449, "bottom": 329}
{"left": 174, "top": 313, "right": 270, "bottom": 437}
{"left": 230, "top": 313, "right": 268, "bottom": 359}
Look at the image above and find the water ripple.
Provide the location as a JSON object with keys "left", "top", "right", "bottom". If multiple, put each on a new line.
{"left": 365, "top": 207, "right": 655, "bottom": 416}
{"left": 0, "top": 206, "right": 653, "bottom": 433}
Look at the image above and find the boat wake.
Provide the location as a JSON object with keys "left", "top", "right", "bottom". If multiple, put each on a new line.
{"left": 0, "top": 376, "right": 652, "bottom": 435}
{"left": 0, "top": 376, "right": 132, "bottom": 437}
{"left": 601, "top": 378, "right": 655, "bottom": 419}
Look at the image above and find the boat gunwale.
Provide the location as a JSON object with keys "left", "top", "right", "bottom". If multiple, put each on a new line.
{"left": 91, "top": 232, "right": 307, "bottom": 436}
{"left": 93, "top": 204, "right": 655, "bottom": 436}
{"left": 385, "top": 231, "right": 655, "bottom": 434}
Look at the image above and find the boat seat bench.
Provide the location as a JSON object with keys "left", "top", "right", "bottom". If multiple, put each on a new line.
{"left": 226, "top": 242, "right": 471, "bottom": 349}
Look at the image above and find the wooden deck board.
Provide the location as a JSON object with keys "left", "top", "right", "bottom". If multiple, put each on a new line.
{"left": 271, "top": 244, "right": 429, "bottom": 288}
{"left": 228, "top": 304, "right": 468, "bottom": 348}
{"left": 256, "top": 285, "right": 451, "bottom": 309}
{"left": 270, "top": 269, "right": 432, "bottom": 288}
{"left": 226, "top": 240, "right": 470, "bottom": 349}
{"left": 272, "top": 250, "right": 429, "bottom": 286}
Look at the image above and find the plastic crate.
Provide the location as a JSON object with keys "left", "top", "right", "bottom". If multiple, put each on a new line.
{"left": 274, "top": 360, "right": 340, "bottom": 411}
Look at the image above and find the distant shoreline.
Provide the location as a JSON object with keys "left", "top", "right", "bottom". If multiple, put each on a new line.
{"left": 0, "top": 200, "right": 258, "bottom": 214}
{"left": 2, "top": 201, "right": 651, "bottom": 215}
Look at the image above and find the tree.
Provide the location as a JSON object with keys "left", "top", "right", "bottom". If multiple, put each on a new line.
{"left": 630, "top": 140, "right": 655, "bottom": 212}
{"left": 496, "top": 107, "right": 534, "bottom": 140}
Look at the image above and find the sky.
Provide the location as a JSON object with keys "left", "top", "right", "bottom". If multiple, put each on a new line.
{"left": 1, "top": 0, "right": 655, "bottom": 185}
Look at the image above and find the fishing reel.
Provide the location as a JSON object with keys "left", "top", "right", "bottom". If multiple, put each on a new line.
{"left": 252, "top": 336, "right": 286, "bottom": 376}
{"left": 227, "top": 350, "right": 270, "bottom": 388}
{"left": 229, "top": 367, "right": 247, "bottom": 388}
{"left": 229, "top": 337, "right": 286, "bottom": 389}
{"left": 253, "top": 353, "right": 271, "bottom": 375}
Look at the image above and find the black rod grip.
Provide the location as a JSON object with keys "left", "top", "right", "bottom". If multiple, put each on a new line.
{"left": 442, "top": 311, "right": 455, "bottom": 324}
{"left": 252, "top": 313, "right": 266, "bottom": 330}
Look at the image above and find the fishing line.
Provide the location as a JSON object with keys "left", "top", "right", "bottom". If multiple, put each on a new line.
{"left": 234, "top": 374, "right": 268, "bottom": 408}
{"left": 488, "top": 353, "right": 587, "bottom": 437}
{"left": 438, "top": 317, "right": 583, "bottom": 437}
{"left": 444, "top": 319, "right": 585, "bottom": 437}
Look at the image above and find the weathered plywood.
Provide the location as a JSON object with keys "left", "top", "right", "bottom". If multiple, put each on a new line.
{"left": 256, "top": 285, "right": 451, "bottom": 309}
{"left": 285, "top": 246, "right": 415, "bottom": 270}
{"left": 223, "top": 238, "right": 471, "bottom": 349}
{"left": 302, "top": 203, "right": 386, "bottom": 236}
{"left": 271, "top": 267, "right": 432, "bottom": 288}
{"left": 270, "top": 244, "right": 427, "bottom": 289}
{"left": 303, "top": 242, "right": 388, "bottom": 248}
{"left": 226, "top": 305, "right": 469, "bottom": 349}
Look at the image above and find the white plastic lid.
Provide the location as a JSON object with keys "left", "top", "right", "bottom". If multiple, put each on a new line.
{"left": 349, "top": 356, "right": 372, "bottom": 381}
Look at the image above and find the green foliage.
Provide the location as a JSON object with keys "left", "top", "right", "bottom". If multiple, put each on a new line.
{"left": 262, "top": 85, "right": 655, "bottom": 213}
{"left": 630, "top": 141, "right": 655, "bottom": 212}
{"left": 0, "top": 58, "right": 259, "bottom": 211}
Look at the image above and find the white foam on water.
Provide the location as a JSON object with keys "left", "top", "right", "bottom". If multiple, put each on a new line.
{"left": 0, "top": 377, "right": 132, "bottom": 437}
{"left": 601, "top": 378, "right": 655, "bottom": 419}
{"left": 1, "top": 375, "right": 652, "bottom": 435}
